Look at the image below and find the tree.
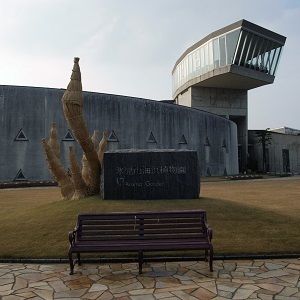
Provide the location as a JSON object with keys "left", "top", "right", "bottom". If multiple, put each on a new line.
{"left": 255, "top": 129, "right": 273, "bottom": 173}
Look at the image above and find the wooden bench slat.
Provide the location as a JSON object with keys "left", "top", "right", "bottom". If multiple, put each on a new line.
{"left": 77, "top": 236, "right": 208, "bottom": 242}
{"left": 72, "top": 238, "right": 210, "bottom": 248}
{"left": 79, "top": 223, "right": 205, "bottom": 231}
{"left": 80, "top": 218, "right": 204, "bottom": 226}
{"left": 80, "top": 225, "right": 205, "bottom": 231}
{"left": 78, "top": 228, "right": 205, "bottom": 236}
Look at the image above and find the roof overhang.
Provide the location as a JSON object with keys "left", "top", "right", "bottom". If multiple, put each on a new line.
{"left": 173, "top": 64, "right": 274, "bottom": 98}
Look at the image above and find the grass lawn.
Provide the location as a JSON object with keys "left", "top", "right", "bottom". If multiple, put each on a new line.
{"left": 0, "top": 177, "right": 299, "bottom": 259}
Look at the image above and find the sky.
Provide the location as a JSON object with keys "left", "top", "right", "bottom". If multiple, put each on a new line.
{"left": 1, "top": 0, "right": 299, "bottom": 130}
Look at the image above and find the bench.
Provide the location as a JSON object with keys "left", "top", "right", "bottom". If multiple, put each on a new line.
{"left": 68, "top": 210, "right": 213, "bottom": 275}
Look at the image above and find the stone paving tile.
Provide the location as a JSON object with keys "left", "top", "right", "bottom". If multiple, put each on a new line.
{"left": 0, "top": 258, "right": 299, "bottom": 299}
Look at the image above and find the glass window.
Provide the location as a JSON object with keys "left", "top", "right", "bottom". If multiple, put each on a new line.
{"left": 213, "top": 38, "right": 219, "bottom": 68}
{"left": 226, "top": 29, "right": 240, "bottom": 64}
{"left": 200, "top": 46, "right": 205, "bottom": 74}
{"left": 243, "top": 32, "right": 254, "bottom": 68}
{"left": 208, "top": 41, "right": 214, "bottom": 71}
{"left": 234, "top": 30, "right": 248, "bottom": 66}
{"left": 195, "top": 49, "right": 200, "bottom": 69}
{"left": 219, "top": 36, "right": 226, "bottom": 67}
{"left": 249, "top": 35, "right": 259, "bottom": 68}
{"left": 188, "top": 54, "right": 193, "bottom": 80}
{"left": 270, "top": 45, "right": 282, "bottom": 76}
{"left": 204, "top": 43, "right": 209, "bottom": 72}
{"left": 264, "top": 41, "right": 275, "bottom": 74}
{"left": 252, "top": 36, "right": 264, "bottom": 69}
{"left": 195, "top": 49, "right": 200, "bottom": 76}
{"left": 239, "top": 31, "right": 251, "bottom": 67}
{"left": 181, "top": 60, "right": 186, "bottom": 85}
{"left": 172, "top": 68, "right": 177, "bottom": 93}
{"left": 260, "top": 39, "right": 271, "bottom": 73}
{"left": 192, "top": 51, "right": 197, "bottom": 72}
{"left": 271, "top": 45, "right": 279, "bottom": 74}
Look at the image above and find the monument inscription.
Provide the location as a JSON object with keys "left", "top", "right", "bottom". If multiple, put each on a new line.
{"left": 103, "top": 149, "right": 200, "bottom": 199}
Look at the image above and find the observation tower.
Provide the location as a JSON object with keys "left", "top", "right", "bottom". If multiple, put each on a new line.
{"left": 172, "top": 19, "right": 286, "bottom": 171}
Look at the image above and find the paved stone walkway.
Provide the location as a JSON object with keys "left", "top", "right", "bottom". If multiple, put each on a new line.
{"left": 0, "top": 258, "right": 299, "bottom": 299}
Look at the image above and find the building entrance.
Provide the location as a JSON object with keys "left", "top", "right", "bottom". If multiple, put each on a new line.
{"left": 282, "top": 149, "right": 290, "bottom": 173}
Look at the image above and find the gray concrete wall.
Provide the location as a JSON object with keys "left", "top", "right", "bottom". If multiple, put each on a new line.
{"left": 190, "top": 87, "right": 247, "bottom": 118}
{"left": 248, "top": 130, "right": 300, "bottom": 174}
{"left": 176, "top": 88, "right": 192, "bottom": 107}
{"left": 177, "top": 86, "right": 248, "bottom": 171}
{"left": 0, "top": 85, "right": 239, "bottom": 182}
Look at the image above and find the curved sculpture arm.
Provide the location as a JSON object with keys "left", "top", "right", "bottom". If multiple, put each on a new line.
{"left": 41, "top": 138, "right": 74, "bottom": 200}
{"left": 62, "top": 58, "right": 100, "bottom": 195}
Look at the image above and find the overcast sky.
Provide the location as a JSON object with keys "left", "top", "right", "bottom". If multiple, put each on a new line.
{"left": 1, "top": 0, "right": 299, "bottom": 130}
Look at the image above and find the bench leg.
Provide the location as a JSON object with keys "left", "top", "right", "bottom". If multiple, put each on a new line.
{"left": 209, "top": 245, "right": 214, "bottom": 272}
{"left": 138, "top": 251, "right": 143, "bottom": 274}
{"left": 204, "top": 249, "right": 208, "bottom": 262}
{"left": 69, "top": 252, "right": 74, "bottom": 275}
{"left": 77, "top": 253, "right": 81, "bottom": 266}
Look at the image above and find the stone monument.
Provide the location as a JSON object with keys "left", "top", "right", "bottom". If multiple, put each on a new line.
{"left": 103, "top": 149, "right": 200, "bottom": 199}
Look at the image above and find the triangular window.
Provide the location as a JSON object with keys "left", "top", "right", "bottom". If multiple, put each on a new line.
{"left": 14, "top": 169, "right": 27, "bottom": 181}
{"left": 14, "top": 128, "right": 28, "bottom": 141}
{"left": 179, "top": 134, "right": 187, "bottom": 144}
{"left": 62, "top": 129, "right": 75, "bottom": 141}
{"left": 222, "top": 139, "right": 227, "bottom": 148}
{"left": 147, "top": 132, "right": 157, "bottom": 143}
{"left": 107, "top": 130, "right": 119, "bottom": 142}
{"left": 205, "top": 137, "right": 210, "bottom": 146}
{"left": 222, "top": 139, "right": 228, "bottom": 153}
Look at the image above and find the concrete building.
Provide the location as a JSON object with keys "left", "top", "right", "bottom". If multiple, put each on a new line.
{"left": 248, "top": 129, "right": 300, "bottom": 174}
{"left": 172, "top": 19, "right": 286, "bottom": 172}
{"left": 268, "top": 127, "right": 300, "bottom": 135}
{"left": 0, "top": 85, "right": 238, "bottom": 182}
{"left": 0, "top": 19, "right": 289, "bottom": 183}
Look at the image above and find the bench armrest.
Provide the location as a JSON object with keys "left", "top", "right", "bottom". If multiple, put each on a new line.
{"left": 207, "top": 226, "right": 213, "bottom": 242}
{"left": 68, "top": 226, "right": 79, "bottom": 246}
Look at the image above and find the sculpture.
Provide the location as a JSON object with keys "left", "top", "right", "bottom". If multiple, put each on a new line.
{"left": 69, "top": 146, "right": 89, "bottom": 200}
{"left": 41, "top": 139, "right": 74, "bottom": 200}
{"left": 98, "top": 131, "right": 107, "bottom": 168}
{"left": 48, "top": 122, "right": 60, "bottom": 159}
{"left": 42, "top": 57, "right": 104, "bottom": 199}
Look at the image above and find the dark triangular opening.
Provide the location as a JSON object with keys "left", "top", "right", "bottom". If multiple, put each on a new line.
{"left": 147, "top": 132, "right": 157, "bottom": 143}
{"left": 179, "top": 134, "right": 187, "bottom": 144}
{"left": 14, "top": 128, "right": 28, "bottom": 141}
{"left": 223, "top": 167, "right": 227, "bottom": 176}
{"left": 223, "top": 139, "right": 227, "bottom": 148}
{"left": 14, "top": 169, "right": 27, "bottom": 181}
{"left": 205, "top": 137, "right": 210, "bottom": 146}
{"left": 107, "top": 130, "right": 119, "bottom": 142}
{"left": 62, "top": 129, "right": 75, "bottom": 141}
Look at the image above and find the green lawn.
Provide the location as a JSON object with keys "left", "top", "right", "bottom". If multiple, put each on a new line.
{"left": 0, "top": 177, "right": 299, "bottom": 259}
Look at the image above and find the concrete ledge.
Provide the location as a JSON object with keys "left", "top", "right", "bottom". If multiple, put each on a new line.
{"left": 1, "top": 253, "right": 299, "bottom": 264}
